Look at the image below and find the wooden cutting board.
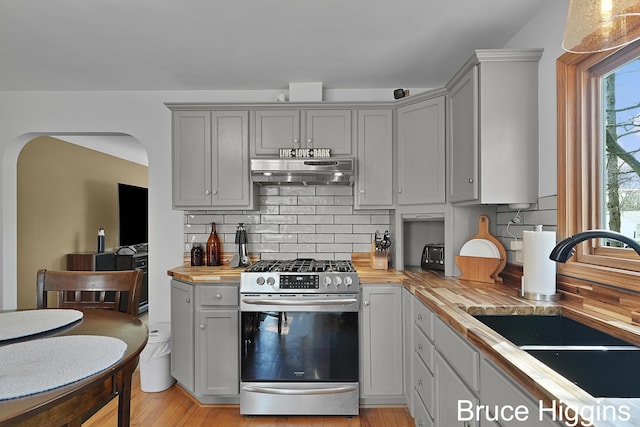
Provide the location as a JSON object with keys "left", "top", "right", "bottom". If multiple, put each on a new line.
{"left": 457, "top": 215, "right": 506, "bottom": 283}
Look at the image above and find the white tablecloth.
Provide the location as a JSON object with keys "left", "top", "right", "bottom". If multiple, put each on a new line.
{"left": 0, "top": 309, "right": 83, "bottom": 341}
{"left": 0, "top": 335, "right": 127, "bottom": 400}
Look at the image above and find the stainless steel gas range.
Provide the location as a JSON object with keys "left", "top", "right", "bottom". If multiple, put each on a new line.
{"left": 239, "top": 258, "right": 360, "bottom": 416}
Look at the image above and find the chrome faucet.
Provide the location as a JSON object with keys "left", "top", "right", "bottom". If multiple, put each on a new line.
{"left": 549, "top": 229, "right": 640, "bottom": 263}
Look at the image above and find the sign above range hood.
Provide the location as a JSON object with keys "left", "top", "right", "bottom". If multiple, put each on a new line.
{"left": 250, "top": 158, "right": 354, "bottom": 186}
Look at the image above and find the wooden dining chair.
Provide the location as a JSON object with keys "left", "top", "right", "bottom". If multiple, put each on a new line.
{"left": 36, "top": 269, "right": 144, "bottom": 316}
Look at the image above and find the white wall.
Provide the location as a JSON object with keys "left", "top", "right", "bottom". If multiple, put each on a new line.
{"left": 0, "top": 89, "right": 417, "bottom": 323}
{"left": 504, "top": 0, "right": 569, "bottom": 198}
{"left": 0, "top": 2, "right": 568, "bottom": 320}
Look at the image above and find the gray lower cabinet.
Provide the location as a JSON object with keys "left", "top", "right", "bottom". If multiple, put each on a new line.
{"left": 355, "top": 109, "right": 393, "bottom": 209}
{"left": 480, "top": 358, "right": 560, "bottom": 427}
{"left": 170, "top": 279, "right": 239, "bottom": 403}
{"left": 412, "top": 295, "right": 564, "bottom": 427}
{"left": 170, "top": 279, "right": 194, "bottom": 391}
{"left": 360, "top": 284, "right": 404, "bottom": 402}
{"left": 169, "top": 108, "right": 256, "bottom": 210}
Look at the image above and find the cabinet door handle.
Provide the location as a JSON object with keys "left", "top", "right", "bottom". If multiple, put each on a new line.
{"left": 212, "top": 190, "right": 218, "bottom": 195}
{"left": 205, "top": 190, "right": 211, "bottom": 195}
{"left": 200, "top": 324, "right": 205, "bottom": 329}
{"left": 417, "top": 314, "right": 423, "bottom": 321}
{"left": 215, "top": 294, "right": 222, "bottom": 300}
{"left": 397, "top": 188, "right": 402, "bottom": 193}
{"left": 417, "top": 379, "right": 423, "bottom": 387}
{"left": 364, "top": 301, "right": 370, "bottom": 306}
{"left": 359, "top": 189, "right": 365, "bottom": 194}
{"left": 468, "top": 178, "right": 474, "bottom": 183}
{"left": 186, "top": 298, "right": 191, "bottom": 304}
{"left": 307, "top": 138, "right": 312, "bottom": 144}
{"left": 293, "top": 138, "right": 299, "bottom": 145}
{"left": 417, "top": 344, "right": 423, "bottom": 351}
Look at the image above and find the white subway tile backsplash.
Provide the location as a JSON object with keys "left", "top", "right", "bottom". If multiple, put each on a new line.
{"left": 316, "top": 186, "right": 353, "bottom": 196}
{"left": 280, "top": 206, "right": 316, "bottom": 215}
{"left": 334, "top": 215, "right": 371, "bottom": 225}
{"left": 280, "top": 243, "right": 316, "bottom": 253}
{"left": 259, "top": 196, "right": 298, "bottom": 205}
{"left": 316, "top": 205, "right": 353, "bottom": 215}
{"left": 298, "top": 196, "right": 335, "bottom": 206}
{"left": 335, "top": 234, "right": 372, "bottom": 244}
{"left": 335, "top": 196, "right": 355, "bottom": 205}
{"left": 261, "top": 215, "right": 298, "bottom": 224}
{"left": 280, "top": 187, "right": 316, "bottom": 196}
{"left": 184, "top": 185, "right": 390, "bottom": 260}
{"left": 317, "top": 224, "right": 352, "bottom": 233}
{"left": 317, "top": 243, "right": 352, "bottom": 253}
{"left": 299, "top": 234, "right": 334, "bottom": 243}
{"left": 298, "top": 215, "right": 334, "bottom": 225}
{"left": 281, "top": 225, "right": 316, "bottom": 233}
{"left": 261, "top": 234, "right": 298, "bottom": 243}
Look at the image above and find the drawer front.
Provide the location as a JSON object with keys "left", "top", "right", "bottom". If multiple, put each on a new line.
{"left": 434, "top": 317, "right": 479, "bottom": 391}
{"left": 414, "top": 326, "right": 434, "bottom": 372}
{"left": 481, "top": 359, "right": 559, "bottom": 427}
{"left": 414, "top": 353, "right": 434, "bottom": 418}
{"left": 413, "top": 389, "right": 434, "bottom": 427}
{"left": 199, "top": 285, "right": 238, "bottom": 307}
{"left": 414, "top": 299, "right": 433, "bottom": 340}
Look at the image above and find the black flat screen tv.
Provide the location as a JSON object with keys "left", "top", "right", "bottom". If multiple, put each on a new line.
{"left": 118, "top": 183, "right": 148, "bottom": 248}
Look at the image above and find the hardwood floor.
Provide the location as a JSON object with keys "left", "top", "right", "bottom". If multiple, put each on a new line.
{"left": 83, "top": 371, "right": 415, "bottom": 426}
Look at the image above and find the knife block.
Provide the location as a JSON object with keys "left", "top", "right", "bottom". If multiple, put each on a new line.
{"left": 370, "top": 241, "right": 389, "bottom": 270}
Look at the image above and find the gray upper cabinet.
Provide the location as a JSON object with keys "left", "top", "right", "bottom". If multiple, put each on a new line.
{"left": 252, "top": 109, "right": 301, "bottom": 156}
{"left": 251, "top": 108, "right": 353, "bottom": 156}
{"left": 305, "top": 109, "right": 353, "bottom": 155}
{"left": 447, "top": 49, "right": 542, "bottom": 205}
{"left": 396, "top": 96, "right": 446, "bottom": 206}
{"left": 170, "top": 108, "right": 256, "bottom": 210}
{"left": 355, "top": 109, "right": 393, "bottom": 209}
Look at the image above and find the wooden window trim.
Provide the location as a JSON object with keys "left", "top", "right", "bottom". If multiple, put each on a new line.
{"left": 558, "top": 44, "right": 640, "bottom": 293}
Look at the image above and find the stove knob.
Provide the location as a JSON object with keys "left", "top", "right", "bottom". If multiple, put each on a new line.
{"left": 334, "top": 276, "right": 342, "bottom": 287}
{"left": 344, "top": 276, "right": 353, "bottom": 287}
{"left": 256, "top": 276, "right": 265, "bottom": 286}
{"left": 323, "top": 276, "right": 332, "bottom": 287}
{"left": 266, "top": 277, "right": 276, "bottom": 286}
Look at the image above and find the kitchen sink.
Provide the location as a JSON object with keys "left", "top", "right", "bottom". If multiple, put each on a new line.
{"left": 473, "top": 315, "right": 640, "bottom": 397}
{"left": 473, "top": 314, "right": 630, "bottom": 346}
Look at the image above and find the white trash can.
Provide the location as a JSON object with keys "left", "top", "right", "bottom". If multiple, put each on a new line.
{"left": 140, "top": 322, "right": 176, "bottom": 392}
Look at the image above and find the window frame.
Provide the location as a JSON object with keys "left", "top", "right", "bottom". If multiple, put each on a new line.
{"left": 558, "top": 42, "right": 640, "bottom": 293}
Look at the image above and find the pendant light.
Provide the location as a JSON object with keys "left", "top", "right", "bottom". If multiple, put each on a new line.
{"left": 563, "top": 0, "right": 640, "bottom": 53}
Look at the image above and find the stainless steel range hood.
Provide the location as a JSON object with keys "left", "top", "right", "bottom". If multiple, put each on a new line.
{"left": 251, "top": 158, "right": 354, "bottom": 186}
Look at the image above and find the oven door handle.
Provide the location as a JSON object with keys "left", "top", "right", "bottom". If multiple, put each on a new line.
{"left": 241, "top": 298, "right": 358, "bottom": 306}
{"left": 242, "top": 385, "right": 357, "bottom": 395}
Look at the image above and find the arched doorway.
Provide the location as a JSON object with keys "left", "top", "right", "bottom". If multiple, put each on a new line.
{"left": 16, "top": 134, "right": 148, "bottom": 309}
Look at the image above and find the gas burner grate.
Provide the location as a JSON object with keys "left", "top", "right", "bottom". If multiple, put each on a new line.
{"left": 245, "top": 259, "right": 356, "bottom": 273}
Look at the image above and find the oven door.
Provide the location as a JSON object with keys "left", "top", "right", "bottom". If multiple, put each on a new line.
{"left": 239, "top": 293, "right": 360, "bottom": 415}
{"left": 240, "top": 293, "right": 359, "bottom": 383}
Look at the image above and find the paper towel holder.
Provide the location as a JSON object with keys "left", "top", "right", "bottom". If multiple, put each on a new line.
{"left": 521, "top": 225, "right": 562, "bottom": 302}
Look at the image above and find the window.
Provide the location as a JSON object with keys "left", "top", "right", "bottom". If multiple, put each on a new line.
{"left": 558, "top": 41, "right": 640, "bottom": 292}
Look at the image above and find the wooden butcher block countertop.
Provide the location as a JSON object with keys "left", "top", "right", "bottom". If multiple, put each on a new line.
{"left": 168, "top": 260, "right": 640, "bottom": 426}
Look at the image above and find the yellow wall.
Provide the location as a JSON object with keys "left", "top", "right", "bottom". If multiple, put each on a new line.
{"left": 17, "top": 136, "right": 148, "bottom": 309}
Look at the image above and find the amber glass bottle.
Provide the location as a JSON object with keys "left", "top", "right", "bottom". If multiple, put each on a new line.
{"left": 206, "top": 222, "right": 222, "bottom": 266}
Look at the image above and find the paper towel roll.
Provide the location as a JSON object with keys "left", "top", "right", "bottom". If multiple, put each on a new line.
{"left": 522, "top": 228, "right": 557, "bottom": 296}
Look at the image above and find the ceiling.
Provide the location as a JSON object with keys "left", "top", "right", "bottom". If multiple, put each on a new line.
{"left": 1, "top": 0, "right": 548, "bottom": 92}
